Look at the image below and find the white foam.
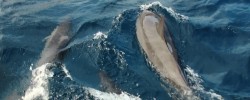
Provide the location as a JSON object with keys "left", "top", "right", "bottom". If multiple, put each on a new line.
{"left": 93, "top": 31, "right": 107, "bottom": 39}
{"left": 112, "top": 13, "right": 123, "bottom": 29}
{"left": 140, "top": 1, "right": 189, "bottom": 22}
{"left": 22, "top": 63, "right": 53, "bottom": 100}
{"left": 115, "top": 13, "right": 122, "bottom": 21}
{"left": 185, "top": 66, "right": 224, "bottom": 100}
{"left": 22, "top": 63, "right": 73, "bottom": 100}
{"left": 61, "top": 64, "right": 73, "bottom": 80}
{"left": 22, "top": 62, "right": 140, "bottom": 100}
{"left": 85, "top": 87, "right": 141, "bottom": 100}
{"left": 29, "top": 63, "right": 33, "bottom": 71}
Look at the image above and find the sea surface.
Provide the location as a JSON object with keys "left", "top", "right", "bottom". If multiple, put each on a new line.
{"left": 0, "top": 0, "right": 250, "bottom": 100}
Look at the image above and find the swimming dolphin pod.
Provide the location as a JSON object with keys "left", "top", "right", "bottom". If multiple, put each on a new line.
{"left": 29, "top": 10, "right": 193, "bottom": 99}
{"left": 136, "top": 10, "right": 192, "bottom": 95}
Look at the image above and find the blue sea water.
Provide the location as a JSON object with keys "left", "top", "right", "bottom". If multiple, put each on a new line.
{"left": 0, "top": 0, "right": 250, "bottom": 100}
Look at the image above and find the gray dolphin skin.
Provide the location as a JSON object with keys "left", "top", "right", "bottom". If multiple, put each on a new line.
{"left": 99, "top": 71, "right": 121, "bottom": 94}
{"left": 36, "top": 20, "right": 71, "bottom": 66}
{"left": 36, "top": 20, "right": 122, "bottom": 95}
{"left": 136, "top": 10, "right": 191, "bottom": 94}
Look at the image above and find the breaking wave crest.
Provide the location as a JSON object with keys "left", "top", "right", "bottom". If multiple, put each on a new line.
{"left": 22, "top": 62, "right": 140, "bottom": 100}
{"left": 185, "top": 66, "right": 223, "bottom": 100}
{"left": 140, "top": 1, "right": 189, "bottom": 22}
{"left": 22, "top": 63, "right": 53, "bottom": 100}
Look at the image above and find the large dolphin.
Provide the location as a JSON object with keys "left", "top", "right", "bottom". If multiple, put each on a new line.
{"left": 136, "top": 10, "right": 191, "bottom": 95}
{"left": 36, "top": 20, "right": 71, "bottom": 66}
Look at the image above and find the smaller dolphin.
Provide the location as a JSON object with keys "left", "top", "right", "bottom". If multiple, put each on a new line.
{"left": 99, "top": 71, "right": 121, "bottom": 94}
{"left": 36, "top": 20, "right": 71, "bottom": 66}
{"left": 136, "top": 10, "right": 191, "bottom": 95}
{"left": 22, "top": 20, "right": 71, "bottom": 100}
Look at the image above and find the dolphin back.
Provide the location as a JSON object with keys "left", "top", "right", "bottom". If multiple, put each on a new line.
{"left": 136, "top": 10, "right": 191, "bottom": 94}
{"left": 36, "top": 20, "right": 71, "bottom": 66}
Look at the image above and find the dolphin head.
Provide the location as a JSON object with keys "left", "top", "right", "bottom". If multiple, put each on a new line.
{"left": 139, "top": 10, "right": 166, "bottom": 41}
{"left": 37, "top": 20, "right": 72, "bottom": 66}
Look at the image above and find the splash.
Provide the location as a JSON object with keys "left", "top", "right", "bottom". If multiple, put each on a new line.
{"left": 85, "top": 87, "right": 141, "bottom": 100}
{"left": 140, "top": 1, "right": 189, "bottom": 22}
{"left": 185, "top": 66, "right": 224, "bottom": 100}
{"left": 22, "top": 62, "right": 140, "bottom": 100}
{"left": 22, "top": 63, "right": 53, "bottom": 100}
{"left": 22, "top": 63, "right": 72, "bottom": 100}
{"left": 93, "top": 31, "right": 108, "bottom": 40}
{"left": 61, "top": 64, "right": 72, "bottom": 80}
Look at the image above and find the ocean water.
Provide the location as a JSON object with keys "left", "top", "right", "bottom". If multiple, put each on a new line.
{"left": 0, "top": 0, "right": 250, "bottom": 100}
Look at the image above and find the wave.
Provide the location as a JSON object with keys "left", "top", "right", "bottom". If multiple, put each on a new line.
{"left": 105, "top": 1, "right": 224, "bottom": 99}
{"left": 1, "top": 0, "right": 249, "bottom": 99}
{"left": 22, "top": 62, "right": 140, "bottom": 100}
{"left": 185, "top": 66, "right": 223, "bottom": 100}
{"left": 140, "top": 1, "right": 189, "bottom": 22}
{"left": 22, "top": 63, "right": 52, "bottom": 100}
{"left": 85, "top": 87, "right": 141, "bottom": 100}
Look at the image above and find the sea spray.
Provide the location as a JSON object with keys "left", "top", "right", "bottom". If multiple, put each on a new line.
{"left": 185, "top": 66, "right": 223, "bottom": 100}
{"left": 22, "top": 63, "right": 53, "bottom": 100}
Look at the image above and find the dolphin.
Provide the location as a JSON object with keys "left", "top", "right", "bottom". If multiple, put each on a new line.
{"left": 22, "top": 20, "right": 71, "bottom": 100}
{"left": 36, "top": 20, "right": 122, "bottom": 95}
{"left": 36, "top": 20, "right": 71, "bottom": 66}
{"left": 99, "top": 71, "right": 121, "bottom": 94}
{"left": 136, "top": 10, "right": 191, "bottom": 94}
